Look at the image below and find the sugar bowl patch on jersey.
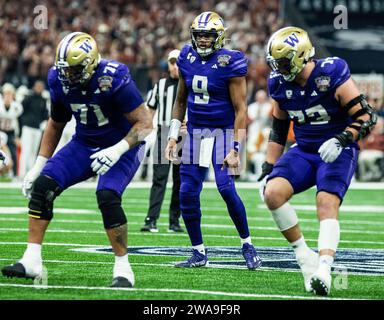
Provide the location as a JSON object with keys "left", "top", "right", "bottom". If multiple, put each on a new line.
{"left": 217, "top": 54, "right": 231, "bottom": 67}
{"left": 98, "top": 75, "right": 113, "bottom": 92}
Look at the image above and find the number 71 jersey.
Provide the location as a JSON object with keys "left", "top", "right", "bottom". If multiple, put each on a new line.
{"left": 47, "top": 59, "right": 144, "bottom": 148}
{"left": 268, "top": 57, "right": 357, "bottom": 152}
{"left": 177, "top": 44, "right": 248, "bottom": 128}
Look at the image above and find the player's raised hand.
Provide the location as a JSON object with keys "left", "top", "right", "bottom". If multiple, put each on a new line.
{"left": 90, "top": 139, "right": 130, "bottom": 175}
{"left": 22, "top": 156, "right": 48, "bottom": 199}
{"left": 318, "top": 138, "right": 343, "bottom": 163}
{"left": 165, "top": 138, "right": 178, "bottom": 162}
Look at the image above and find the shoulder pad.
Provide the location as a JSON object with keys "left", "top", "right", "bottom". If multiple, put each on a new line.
{"left": 316, "top": 57, "right": 350, "bottom": 90}
{"left": 97, "top": 60, "right": 131, "bottom": 93}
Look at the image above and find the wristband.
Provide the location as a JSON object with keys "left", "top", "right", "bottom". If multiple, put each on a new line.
{"left": 334, "top": 131, "right": 354, "bottom": 148}
{"left": 113, "top": 139, "right": 130, "bottom": 156}
{"left": 168, "top": 119, "right": 181, "bottom": 141}
{"left": 233, "top": 141, "right": 240, "bottom": 153}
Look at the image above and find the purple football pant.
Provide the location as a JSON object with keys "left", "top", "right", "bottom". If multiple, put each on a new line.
{"left": 268, "top": 144, "right": 358, "bottom": 200}
{"left": 41, "top": 138, "right": 144, "bottom": 195}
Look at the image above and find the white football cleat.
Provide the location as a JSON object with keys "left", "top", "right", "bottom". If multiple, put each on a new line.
{"left": 310, "top": 263, "right": 332, "bottom": 296}
{"left": 296, "top": 250, "right": 319, "bottom": 293}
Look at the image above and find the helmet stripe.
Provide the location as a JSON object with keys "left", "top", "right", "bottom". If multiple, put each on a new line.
{"left": 59, "top": 32, "right": 82, "bottom": 60}
{"left": 198, "top": 12, "right": 211, "bottom": 27}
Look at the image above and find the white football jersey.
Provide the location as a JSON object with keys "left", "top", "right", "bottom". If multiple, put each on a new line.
{"left": 0, "top": 95, "right": 23, "bottom": 133}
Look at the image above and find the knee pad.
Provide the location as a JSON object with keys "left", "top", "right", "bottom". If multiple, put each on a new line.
{"left": 180, "top": 190, "right": 201, "bottom": 220}
{"left": 96, "top": 189, "right": 127, "bottom": 229}
{"left": 28, "top": 175, "right": 62, "bottom": 221}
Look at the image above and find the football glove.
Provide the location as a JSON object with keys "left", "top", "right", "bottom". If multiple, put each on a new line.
{"left": 22, "top": 156, "right": 48, "bottom": 199}
{"left": 257, "top": 162, "right": 274, "bottom": 202}
{"left": 318, "top": 131, "right": 354, "bottom": 163}
{"left": 90, "top": 139, "right": 130, "bottom": 175}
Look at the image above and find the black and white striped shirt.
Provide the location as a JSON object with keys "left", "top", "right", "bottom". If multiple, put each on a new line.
{"left": 147, "top": 76, "right": 178, "bottom": 127}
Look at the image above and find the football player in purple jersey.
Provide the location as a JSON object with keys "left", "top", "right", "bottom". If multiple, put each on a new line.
{"left": 165, "top": 12, "right": 261, "bottom": 270}
{"left": 259, "top": 27, "right": 377, "bottom": 295}
{"left": 1, "top": 32, "right": 153, "bottom": 288}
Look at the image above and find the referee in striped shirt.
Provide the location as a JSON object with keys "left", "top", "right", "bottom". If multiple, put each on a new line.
{"left": 141, "top": 49, "right": 184, "bottom": 233}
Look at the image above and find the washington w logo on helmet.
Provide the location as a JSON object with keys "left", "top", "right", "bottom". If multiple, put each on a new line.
{"left": 266, "top": 26, "right": 315, "bottom": 82}
{"left": 283, "top": 33, "right": 299, "bottom": 47}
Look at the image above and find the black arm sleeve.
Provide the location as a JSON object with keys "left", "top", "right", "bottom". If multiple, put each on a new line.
{"left": 50, "top": 101, "right": 72, "bottom": 123}
{"left": 268, "top": 116, "right": 290, "bottom": 146}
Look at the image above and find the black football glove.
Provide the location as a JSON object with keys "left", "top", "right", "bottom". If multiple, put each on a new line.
{"left": 257, "top": 162, "right": 274, "bottom": 181}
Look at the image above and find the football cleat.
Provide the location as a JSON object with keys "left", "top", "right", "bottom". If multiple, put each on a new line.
{"left": 296, "top": 249, "right": 319, "bottom": 292}
{"left": 310, "top": 264, "right": 332, "bottom": 296}
{"left": 168, "top": 223, "right": 184, "bottom": 233}
{"left": 110, "top": 276, "right": 133, "bottom": 288}
{"left": 1, "top": 262, "right": 39, "bottom": 279}
{"left": 242, "top": 243, "right": 262, "bottom": 270}
{"left": 175, "top": 249, "right": 208, "bottom": 268}
{"left": 140, "top": 220, "right": 158, "bottom": 233}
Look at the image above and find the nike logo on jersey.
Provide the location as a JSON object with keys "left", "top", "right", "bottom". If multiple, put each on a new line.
{"left": 94, "top": 89, "right": 101, "bottom": 94}
{"left": 311, "top": 90, "right": 318, "bottom": 96}
{"left": 211, "top": 64, "right": 218, "bottom": 69}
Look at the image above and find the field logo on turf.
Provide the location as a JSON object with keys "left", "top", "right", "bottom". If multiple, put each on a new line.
{"left": 70, "top": 246, "right": 384, "bottom": 277}
{"left": 334, "top": 267, "right": 348, "bottom": 290}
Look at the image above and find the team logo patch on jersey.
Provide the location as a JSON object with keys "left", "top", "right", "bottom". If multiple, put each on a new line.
{"left": 315, "top": 76, "right": 331, "bottom": 92}
{"left": 286, "top": 90, "right": 293, "bottom": 99}
{"left": 98, "top": 76, "right": 113, "bottom": 92}
{"left": 70, "top": 246, "right": 384, "bottom": 276}
{"left": 217, "top": 54, "right": 231, "bottom": 67}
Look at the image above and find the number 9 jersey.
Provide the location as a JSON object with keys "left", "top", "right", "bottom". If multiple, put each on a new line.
{"left": 177, "top": 44, "right": 248, "bottom": 128}
{"left": 268, "top": 57, "right": 357, "bottom": 152}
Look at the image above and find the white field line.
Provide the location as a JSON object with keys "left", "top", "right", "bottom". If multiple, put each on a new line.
{"left": 1, "top": 210, "right": 384, "bottom": 227}
{"left": 1, "top": 227, "right": 384, "bottom": 246}
{"left": 0, "top": 283, "right": 364, "bottom": 300}
{"left": 1, "top": 181, "right": 384, "bottom": 189}
{"left": 1, "top": 218, "right": 384, "bottom": 235}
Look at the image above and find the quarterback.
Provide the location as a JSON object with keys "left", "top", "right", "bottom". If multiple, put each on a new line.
{"left": 1, "top": 32, "right": 153, "bottom": 287}
{"left": 165, "top": 12, "right": 261, "bottom": 270}
{"left": 259, "top": 27, "right": 377, "bottom": 295}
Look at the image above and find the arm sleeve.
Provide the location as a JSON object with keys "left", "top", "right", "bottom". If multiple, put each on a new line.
{"left": 50, "top": 100, "right": 72, "bottom": 123}
{"left": 114, "top": 79, "right": 145, "bottom": 114}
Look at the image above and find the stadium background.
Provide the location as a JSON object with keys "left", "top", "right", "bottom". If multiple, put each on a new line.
{"left": 0, "top": 0, "right": 383, "bottom": 302}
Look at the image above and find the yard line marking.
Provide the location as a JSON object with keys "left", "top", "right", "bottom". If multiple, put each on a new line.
{"left": 0, "top": 283, "right": 362, "bottom": 300}
{"left": 2, "top": 230, "right": 384, "bottom": 246}
{"left": 1, "top": 212, "right": 384, "bottom": 227}
{"left": 1, "top": 181, "right": 384, "bottom": 189}
{"left": 1, "top": 219, "right": 384, "bottom": 235}
{"left": 0, "top": 207, "right": 96, "bottom": 215}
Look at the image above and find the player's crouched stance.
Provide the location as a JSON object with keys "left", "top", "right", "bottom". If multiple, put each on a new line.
{"left": 259, "top": 27, "right": 377, "bottom": 295}
{"left": 1, "top": 32, "right": 153, "bottom": 287}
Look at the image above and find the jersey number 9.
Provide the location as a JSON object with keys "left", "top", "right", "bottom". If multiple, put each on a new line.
{"left": 192, "top": 75, "right": 210, "bottom": 104}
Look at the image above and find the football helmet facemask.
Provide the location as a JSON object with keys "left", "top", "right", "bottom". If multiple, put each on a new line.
{"left": 266, "top": 26, "right": 315, "bottom": 81}
{"left": 190, "top": 11, "right": 227, "bottom": 58}
{"left": 55, "top": 32, "right": 100, "bottom": 87}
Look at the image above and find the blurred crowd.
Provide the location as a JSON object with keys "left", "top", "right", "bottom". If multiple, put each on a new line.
{"left": 0, "top": 0, "right": 281, "bottom": 98}
{"left": 0, "top": 0, "right": 383, "bottom": 182}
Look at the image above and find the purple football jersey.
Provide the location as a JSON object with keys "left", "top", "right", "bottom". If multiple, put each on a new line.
{"left": 47, "top": 59, "right": 144, "bottom": 148}
{"left": 268, "top": 57, "right": 357, "bottom": 152}
{"left": 177, "top": 44, "right": 248, "bottom": 128}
